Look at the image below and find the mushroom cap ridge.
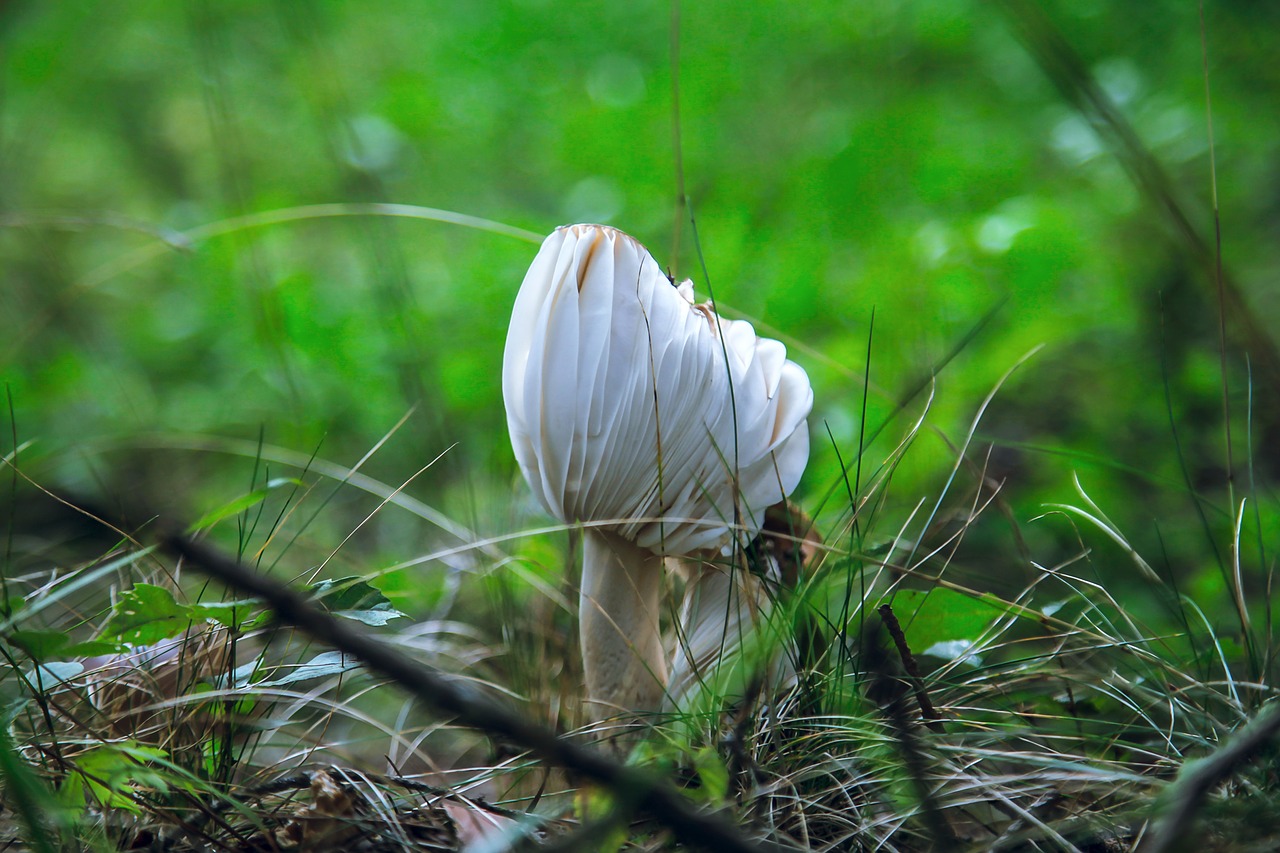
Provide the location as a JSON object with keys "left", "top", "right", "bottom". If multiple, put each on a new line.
{"left": 503, "top": 224, "right": 813, "bottom": 555}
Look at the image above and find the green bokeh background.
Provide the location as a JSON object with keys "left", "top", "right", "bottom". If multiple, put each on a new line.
{"left": 3, "top": 1, "right": 1277, "bottom": 625}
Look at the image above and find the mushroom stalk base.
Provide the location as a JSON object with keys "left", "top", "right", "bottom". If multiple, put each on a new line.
{"left": 670, "top": 563, "right": 755, "bottom": 703}
{"left": 580, "top": 529, "right": 668, "bottom": 725}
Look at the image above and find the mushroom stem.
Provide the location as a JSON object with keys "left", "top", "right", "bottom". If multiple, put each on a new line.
{"left": 667, "top": 560, "right": 768, "bottom": 708}
{"left": 580, "top": 529, "right": 668, "bottom": 723}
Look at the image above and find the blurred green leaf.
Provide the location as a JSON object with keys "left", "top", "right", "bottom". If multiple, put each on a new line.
{"left": 22, "top": 661, "right": 83, "bottom": 689}
{"left": 7, "top": 630, "right": 70, "bottom": 661}
{"left": 62, "top": 640, "right": 123, "bottom": 657}
{"left": 893, "top": 588, "right": 1007, "bottom": 654}
{"left": 188, "top": 478, "right": 303, "bottom": 532}
{"left": 0, "top": 726, "right": 61, "bottom": 853}
{"left": 69, "top": 743, "right": 168, "bottom": 814}
{"left": 188, "top": 599, "right": 261, "bottom": 629}
{"left": 692, "top": 746, "right": 730, "bottom": 804}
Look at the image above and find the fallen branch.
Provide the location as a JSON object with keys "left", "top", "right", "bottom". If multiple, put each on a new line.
{"left": 1141, "top": 702, "right": 1280, "bottom": 853}
{"left": 159, "top": 532, "right": 792, "bottom": 853}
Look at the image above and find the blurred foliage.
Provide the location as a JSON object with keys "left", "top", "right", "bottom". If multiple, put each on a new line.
{"left": 1, "top": 0, "right": 1278, "bottom": 637}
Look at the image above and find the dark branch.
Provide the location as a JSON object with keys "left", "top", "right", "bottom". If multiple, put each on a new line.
{"left": 1141, "top": 703, "right": 1280, "bottom": 853}
{"left": 877, "top": 604, "right": 946, "bottom": 734}
{"left": 159, "top": 532, "right": 794, "bottom": 853}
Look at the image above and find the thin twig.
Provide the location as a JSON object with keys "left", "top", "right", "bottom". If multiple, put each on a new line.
{"left": 879, "top": 605, "right": 946, "bottom": 735}
{"left": 863, "top": 619, "right": 957, "bottom": 847}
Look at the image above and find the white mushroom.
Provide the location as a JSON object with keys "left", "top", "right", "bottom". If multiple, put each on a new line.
{"left": 503, "top": 224, "right": 813, "bottom": 725}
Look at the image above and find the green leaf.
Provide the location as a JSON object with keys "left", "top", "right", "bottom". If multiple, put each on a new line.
{"left": 8, "top": 630, "right": 70, "bottom": 661}
{"left": 254, "top": 651, "right": 361, "bottom": 687}
{"left": 0, "top": 726, "right": 62, "bottom": 853}
{"left": 57, "top": 770, "right": 87, "bottom": 811}
{"left": 0, "top": 551, "right": 155, "bottom": 636}
{"left": 63, "top": 640, "right": 126, "bottom": 657}
{"left": 920, "top": 639, "right": 982, "bottom": 666}
{"left": 310, "top": 577, "right": 404, "bottom": 623}
{"left": 24, "top": 591, "right": 255, "bottom": 662}
{"left": 188, "top": 599, "right": 262, "bottom": 630}
{"left": 336, "top": 608, "right": 403, "bottom": 626}
{"left": 72, "top": 743, "right": 167, "bottom": 814}
{"left": 891, "top": 588, "right": 1006, "bottom": 654}
{"left": 224, "top": 660, "right": 260, "bottom": 689}
{"left": 23, "top": 662, "right": 84, "bottom": 688}
{"left": 102, "top": 584, "right": 193, "bottom": 646}
{"left": 310, "top": 576, "right": 389, "bottom": 610}
{"left": 692, "top": 746, "right": 730, "bottom": 803}
{"left": 188, "top": 478, "right": 302, "bottom": 533}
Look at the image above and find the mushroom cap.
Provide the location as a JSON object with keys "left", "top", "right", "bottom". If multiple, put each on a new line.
{"left": 503, "top": 224, "right": 813, "bottom": 555}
